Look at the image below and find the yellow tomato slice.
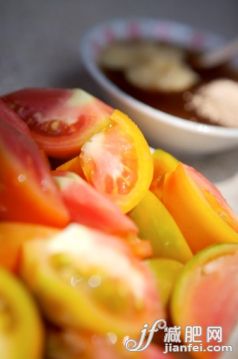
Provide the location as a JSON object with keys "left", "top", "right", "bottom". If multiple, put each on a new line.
{"left": 0, "top": 269, "right": 44, "bottom": 359}
{"left": 162, "top": 163, "right": 238, "bottom": 253}
{"left": 79, "top": 110, "right": 153, "bottom": 213}
{"left": 129, "top": 191, "right": 193, "bottom": 263}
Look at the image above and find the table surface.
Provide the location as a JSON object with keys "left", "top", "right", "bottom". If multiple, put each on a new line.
{"left": 1, "top": 0, "right": 238, "bottom": 213}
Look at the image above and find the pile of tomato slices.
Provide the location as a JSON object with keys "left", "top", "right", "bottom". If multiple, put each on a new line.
{"left": 1, "top": 88, "right": 238, "bottom": 359}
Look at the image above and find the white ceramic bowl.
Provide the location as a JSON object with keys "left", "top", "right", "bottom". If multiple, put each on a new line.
{"left": 80, "top": 18, "right": 238, "bottom": 156}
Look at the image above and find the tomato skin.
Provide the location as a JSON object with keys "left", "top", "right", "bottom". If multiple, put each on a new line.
{"left": 3, "top": 88, "right": 113, "bottom": 158}
{"left": 53, "top": 171, "right": 138, "bottom": 238}
{"left": 0, "top": 119, "right": 69, "bottom": 227}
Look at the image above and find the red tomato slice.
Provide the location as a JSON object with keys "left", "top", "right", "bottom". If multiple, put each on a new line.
{"left": 0, "top": 118, "right": 69, "bottom": 227}
{"left": 79, "top": 110, "right": 153, "bottom": 213}
{"left": 2, "top": 88, "right": 113, "bottom": 158}
{"left": 53, "top": 171, "right": 138, "bottom": 237}
{"left": 0, "top": 99, "right": 31, "bottom": 136}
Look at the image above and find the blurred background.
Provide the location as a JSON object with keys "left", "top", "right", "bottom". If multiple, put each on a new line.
{"left": 1, "top": 0, "right": 238, "bottom": 94}
{"left": 1, "top": 0, "right": 238, "bottom": 207}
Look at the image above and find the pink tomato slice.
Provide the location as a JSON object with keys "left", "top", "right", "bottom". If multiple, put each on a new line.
{"left": 171, "top": 244, "right": 238, "bottom": 359}
{"left": 53, "top": 170, "right": 138, "bottom": 238}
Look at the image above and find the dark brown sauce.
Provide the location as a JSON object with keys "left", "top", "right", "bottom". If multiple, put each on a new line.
{"left": 101, "top": 44, "right": 238, "bottom": 126}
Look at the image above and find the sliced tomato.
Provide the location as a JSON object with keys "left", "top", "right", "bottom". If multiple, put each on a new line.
{"left": 161, "top": 163, "right": 238, "bottom": 252}
{"left": 129, "top": 191, "right": 193, "bottom": 263}
{"left": 79, "top": 110, "right": 153, "bottom": 213}
{"left": 0, "top": 99, "right": 31, "bottom": 136}
{"left": 171, "top": 244, "right": 238, "bottom": 358}
{"left": 53, "top": 171, "right": 151, "bottom": 259}
{"left": 2, "top": 88, "right": 113, "bottom": 158}
{"left": 46, "top": 328, "right": 173, "bottom": 359}
{"left": 21, "top": 224, "right": 162, "bottom": 337}
{"left": 188, "top": 165, "right": 238, "bottom": 231}
{"left": 0, "top": 119, "right": 69, "bottom": 227}
{"left": 0, "top": 269, "right": 44, "bottom": 359}
{"left": 0, "top": 222, "right": 57, "bottom": 272}
{"left": 53, "top": 171, "right": 138, "bottom": 237}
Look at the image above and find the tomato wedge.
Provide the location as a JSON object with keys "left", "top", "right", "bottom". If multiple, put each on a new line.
{"left": 0, "top": 269, "right": 44, "bottom": 359}
{"left": 46, "top": 328, "right": 173, "bottom": 359}
{"left": 161, "top": 163, "right": 238, "bottom": 252}
{"left": 79, "top": 110, "right": 153, "bottom": 213}
{"left": 53, "top": 171, "right": 151, "bottom": 259}
{"left": 53, "top": 171, "right": 138, "bottom": 237}
{"left": 171, "top": 244, "right": 238, "bottom": 359}
{"left": 0, "top": 99, "right": 31, "bottom": 136}
{"left": 129, "top": 191, "right": 193, "bottom": 263}
{"left": 0, "top": 118, "right": 69, "bottom": 227}
{"left": 2, "top": 88, "right": 113, "bottom": 158}
{"left": 21, "top": 224, "right": 162, "bottom": 337}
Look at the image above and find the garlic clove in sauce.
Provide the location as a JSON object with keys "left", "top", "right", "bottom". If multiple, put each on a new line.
{"left": 126, "top": 57, "right": 199, "bottom": 92}
{"left": 187, "top": 79, "right": 238, "bottom": 127}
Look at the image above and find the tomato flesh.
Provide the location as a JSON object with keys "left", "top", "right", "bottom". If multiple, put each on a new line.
{"left": 3, "top": 88, "right": 113, "bottom": 158}
{"left": 21, "top": 224, "right": 162, "bottom": 337}
{"left": 80, "top": 110, "right": 153, "bottom": 213}
{"left": 0, "top": 99, "right": 31, "bottom": 136}
{"left": 0, "top": 119, "right": 69, "bottom": 227}
{"left": 53, "top": 171, "right": 138, "bottom": 238}
{"left": 81, "top": 123, "right": 137, "bottom": 194}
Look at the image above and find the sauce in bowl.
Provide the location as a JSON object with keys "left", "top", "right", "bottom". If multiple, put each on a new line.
{"left": 99, "top": 40, "right": 238, "bottom": 128}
